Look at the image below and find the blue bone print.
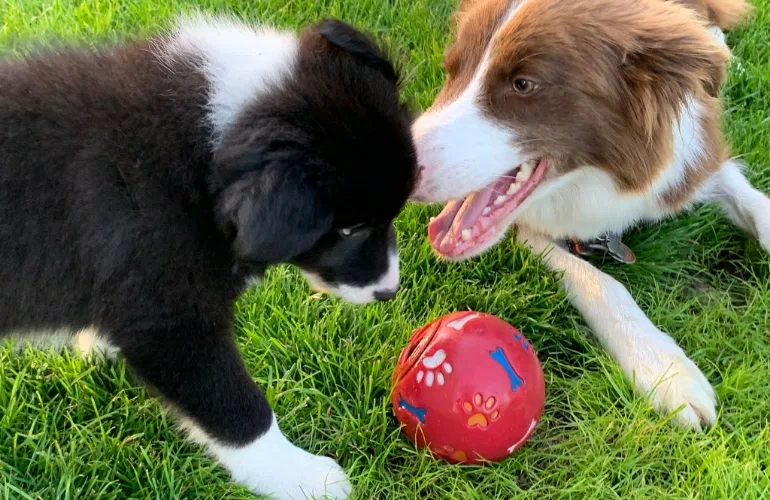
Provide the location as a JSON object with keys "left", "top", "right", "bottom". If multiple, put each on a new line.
{"left": 398, "top": 394, "right": 426, "bottom": 424}
{"left": 490, "top": 347, "right": 524, "bottom": 392}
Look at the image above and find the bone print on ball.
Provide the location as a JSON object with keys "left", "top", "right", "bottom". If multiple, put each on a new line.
{"left": 392, "top": 312, "right": 545, "bottom": 464}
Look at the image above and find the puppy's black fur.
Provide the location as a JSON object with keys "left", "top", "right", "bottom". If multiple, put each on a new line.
{"left": 0, "top": 19, "right": 416, "bottom": 446}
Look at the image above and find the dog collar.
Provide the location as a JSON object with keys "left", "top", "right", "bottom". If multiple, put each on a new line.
{"left": 559, "top": 232, "right": 636, "bottom": 264}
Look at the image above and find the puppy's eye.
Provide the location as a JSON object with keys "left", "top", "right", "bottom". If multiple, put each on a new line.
{"left": 512, "top": 78, "right": 539, "bottom": 95}
{"left": 338, "top": 224, "right": 365, "bottom": 237}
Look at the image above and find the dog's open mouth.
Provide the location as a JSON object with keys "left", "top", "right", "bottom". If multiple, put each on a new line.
{"left": 428, "top": 158, "right": 549, "bottom": 258}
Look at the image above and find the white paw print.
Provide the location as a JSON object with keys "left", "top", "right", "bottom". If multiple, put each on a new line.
{"left": 416, "top": 349, "right": 453, "bottom": 387}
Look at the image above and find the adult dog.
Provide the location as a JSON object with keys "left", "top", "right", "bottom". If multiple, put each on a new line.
{"left": 0, "top": 15, "right": 417, "bottom": 499}
{"left": 412, "top": 0, "right": 768, "bottom": 430}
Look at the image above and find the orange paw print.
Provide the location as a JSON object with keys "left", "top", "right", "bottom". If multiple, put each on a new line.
{"left": 463, "top": 393, "right": 500, "bottom": 429}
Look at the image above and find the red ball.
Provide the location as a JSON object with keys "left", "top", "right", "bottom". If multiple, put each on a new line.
{"left": 391, "top": 312, "right": 545, "bottom": 464}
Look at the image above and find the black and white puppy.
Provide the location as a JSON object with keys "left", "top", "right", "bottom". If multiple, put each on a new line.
{"left": 0, "top": 15, "right": 417, "bottom": 499}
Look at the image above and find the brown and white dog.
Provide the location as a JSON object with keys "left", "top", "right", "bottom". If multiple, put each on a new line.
{"left": 412, "top": 0, "right": 769, "bottom": 430}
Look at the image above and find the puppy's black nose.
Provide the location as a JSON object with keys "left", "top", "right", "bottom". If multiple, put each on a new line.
{"left": 374, "top": 286, "right": 399, "bottom": 302}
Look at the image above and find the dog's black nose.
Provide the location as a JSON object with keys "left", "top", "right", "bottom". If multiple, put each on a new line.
{"left": 374, "top": 286, "right": 399, "bottom": 302}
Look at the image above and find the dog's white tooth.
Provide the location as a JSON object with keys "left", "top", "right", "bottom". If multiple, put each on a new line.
{"left": 494, "top": 195, "right": 507, "bottom": 206}
{"left": 518, "top": 162, "right": 534, "bottom": 182}
{"left": 507, "top": 183, "right": 519, "bottom": 195}
{"left": 482, "top": 207, "right": 491, "bottom": 216}
{"left": 461, "top": 228, "right": 472, "bottom": 241}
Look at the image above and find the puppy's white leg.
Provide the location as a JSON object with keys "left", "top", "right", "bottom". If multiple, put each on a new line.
{"left": 697, "top": 160, "right": 770, "bottom": 252}
{"left": 515, "top": 226, "right": 717, "bottom": 430}
{"left": 182, "top": 415, "right": 351, "bottom": 500}
{"left": 122, "top": 328, "right": 350, "bottom": 500}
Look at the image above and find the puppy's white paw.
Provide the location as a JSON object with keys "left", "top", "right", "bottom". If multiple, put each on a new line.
{"left": 210, "top": 416, "right": 352, "bottom": 500}
{"left": 230, "top": 448, "right": 351, "bottom": 499}
{"left": 276, "top": 451, "right": 351, "bottom": 500}
{"left": 284, "top": 452, "right": 351, "bottom": 500}
{"left": 615, "top": 324, "right": 716, "bottom": 431}
{"left": 248, "top": 449, "right": 351, "bottom": 500}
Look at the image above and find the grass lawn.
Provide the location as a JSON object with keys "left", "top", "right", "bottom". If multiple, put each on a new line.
{"left": 2, "top": 0, "right": 770, "bottom": 498}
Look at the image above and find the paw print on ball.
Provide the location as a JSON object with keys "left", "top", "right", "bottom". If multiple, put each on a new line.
{"left": 416, "top": 349, "right": 453, "bottom": 387}
{"left": 463, "top": 393, "right": 500, "bottom": 429}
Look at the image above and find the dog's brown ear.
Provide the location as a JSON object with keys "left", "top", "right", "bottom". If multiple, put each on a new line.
{"left": 620, "top": 0, "right": 730, "bottom": 101}
{"left": 703, "top": 0, "right": 752, "bottom": 29}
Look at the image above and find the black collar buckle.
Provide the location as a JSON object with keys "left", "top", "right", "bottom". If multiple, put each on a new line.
{"left": 561, "top": 232, "right": 636, "bottom": 264}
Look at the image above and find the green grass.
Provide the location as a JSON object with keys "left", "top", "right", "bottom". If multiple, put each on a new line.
{"left": 1, "top": 0, "right": 769, "bottom": 498}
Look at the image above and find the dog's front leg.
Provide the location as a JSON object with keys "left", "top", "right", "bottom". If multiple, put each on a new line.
{"left": 515, "top": 226, "right": 717, "bottom": 430}
{"left": 117, "top": 324, "right": 351, "bottom": 499}
{"left": 697, "top": 160, "right": 770, "bottom": 252}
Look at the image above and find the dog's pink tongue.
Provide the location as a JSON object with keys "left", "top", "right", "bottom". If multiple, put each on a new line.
{"left": 428, "top": 190, "right": 492, "bottom": 253}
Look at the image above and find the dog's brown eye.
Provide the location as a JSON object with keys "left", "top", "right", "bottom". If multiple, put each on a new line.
{"left": 513, "top": 78, "right": 538, "bottom": 95}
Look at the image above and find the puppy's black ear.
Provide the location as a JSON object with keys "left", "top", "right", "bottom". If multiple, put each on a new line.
{"left": 311, "top": 18, "right": 399, "bottom": 84}
{"left": 214, "top": 161, "right": 332, "bottom": 265}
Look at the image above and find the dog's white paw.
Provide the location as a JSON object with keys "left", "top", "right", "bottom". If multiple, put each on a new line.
{"left": 615, "top": 324, "right": 716, "bottom": 431}
{"left": 271, "top": 450, "right": 353, "bottom": 500}
{"left": 206, "top": 415, "right": 352, "bottom": 500}
{"left": 224, "top": 437, "right": 351, "bottom": 500}
{"left": 253, "top": 450, "right": 351, "bottom": 500}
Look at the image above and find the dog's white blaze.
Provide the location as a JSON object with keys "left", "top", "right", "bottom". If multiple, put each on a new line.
{"left": 162, "top": 16, "right": 299, "bottom": 143}
{"left": 515, "top": 226, "right": 717, "bottom": 430}
{"left": 180, "top": 415, "right": 351, "bottom": 499}
{"left": 412, "top": 2, "right": 527, "bottom": 203}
